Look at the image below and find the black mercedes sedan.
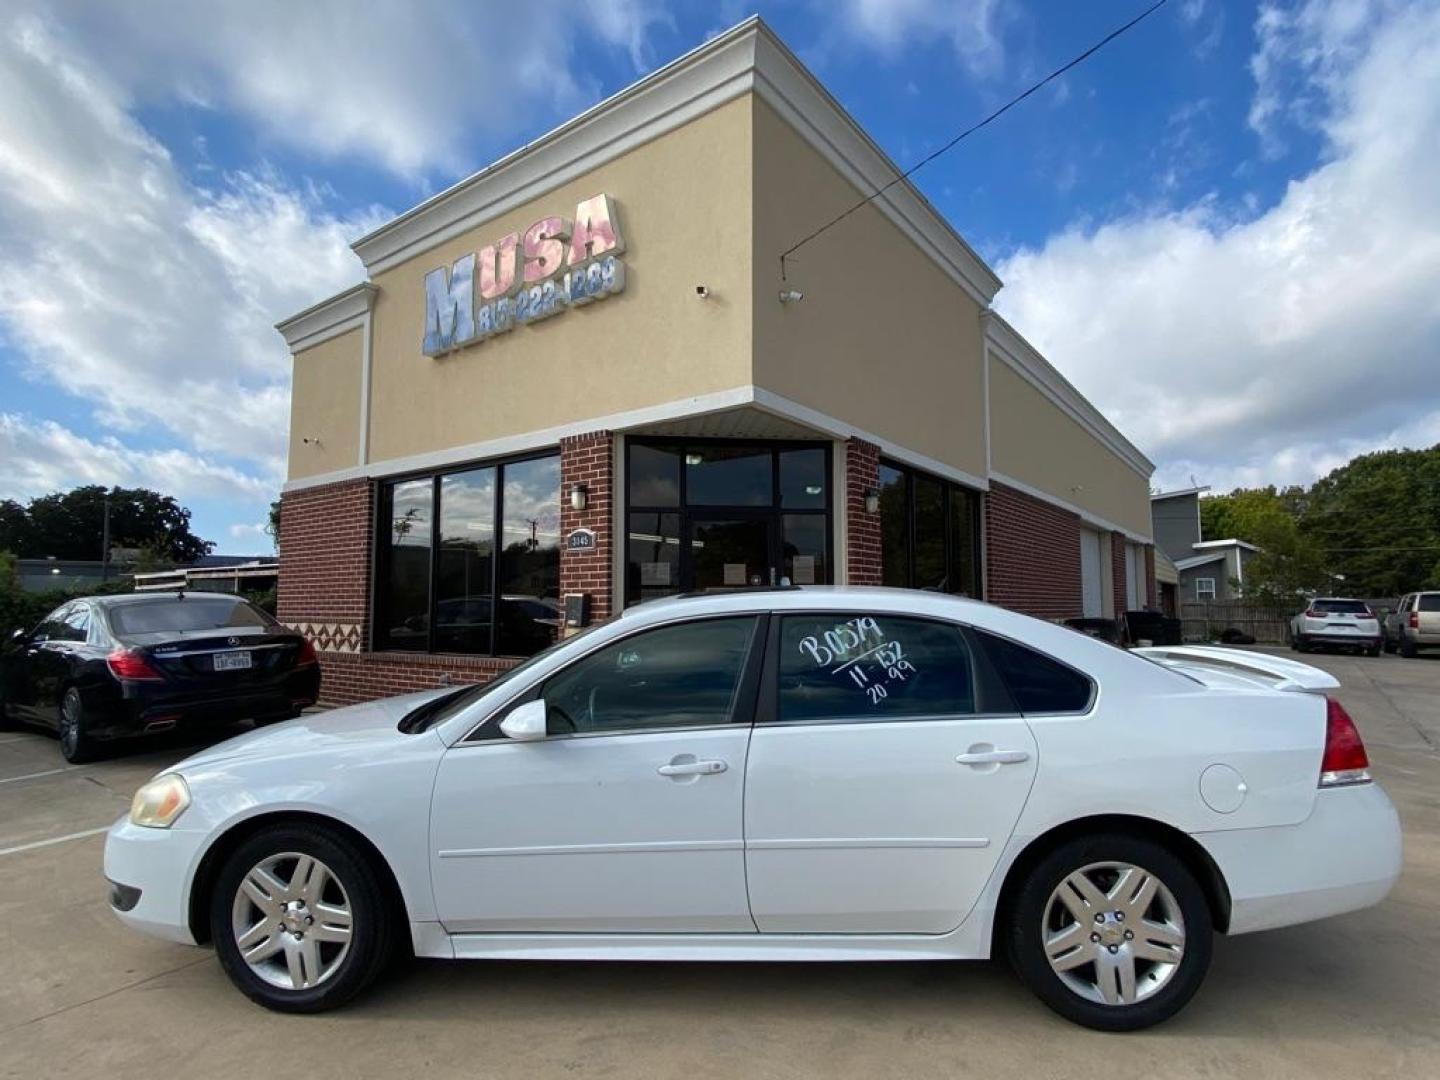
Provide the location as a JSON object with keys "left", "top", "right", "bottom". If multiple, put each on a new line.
{"left": 0, "top": 592, "right": 320, "bottom": 762}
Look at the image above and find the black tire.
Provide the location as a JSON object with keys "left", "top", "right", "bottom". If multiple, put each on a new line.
{"left": 211, "top": 824, "right": 394, "bottom": 1013}
{"left": 1365, "top": 645, "right": 1381, "bottom": 657}
{"left": 1295, "top": 635, "right": 1311, "bottom": 653}
{"left": 1005, "top": 833, "right": 1213, "bottom": 1031}
{"left": 1400, "top": 639, "right": 1417, "bottom": 658}
{"left": 1383, "top": 636, "right": 1396, "bottom": 654}
{"left": 58, "top": 686, "right": 101, "bottom": 763}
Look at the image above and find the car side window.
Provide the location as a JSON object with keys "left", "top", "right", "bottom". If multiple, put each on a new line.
{"left": 35, "top": 604, "right": 71, "bottom": 642}
{"left": 61, "top": 605, "right": 90, "bottom": 643}
{"left": 975, "top": 631, "right": 1094, "bottom": 714}
{"left": 776, "top": 614, "right": 975, "bottom": 723}
{"left": 540, "top": 616, "right": 758, "bottom": 736}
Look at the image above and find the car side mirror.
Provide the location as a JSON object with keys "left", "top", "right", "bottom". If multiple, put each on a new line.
{"left": 499, "top": 699, "right": 548, "bottom": 742}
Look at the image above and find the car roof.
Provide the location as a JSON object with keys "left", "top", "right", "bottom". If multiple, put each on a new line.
{"left": 620, "top": 585, "right": 998, "bottom": 626}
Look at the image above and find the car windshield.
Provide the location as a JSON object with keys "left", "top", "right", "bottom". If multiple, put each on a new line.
{"left": 1419, "top": 595, "right": 1440, "bottom": 612}
{"left": 109, "top": 597, "right": 274, "bottom": 635}
{"left": 401, "top": 619, "right": 611, "bottom": 733}
{"left": 1311, "top": 600, "right": 1369, "bottom": 614}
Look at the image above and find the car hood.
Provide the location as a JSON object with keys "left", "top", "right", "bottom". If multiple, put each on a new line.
{"left": 172, "top": 688, "right": 451, "bottom": 772}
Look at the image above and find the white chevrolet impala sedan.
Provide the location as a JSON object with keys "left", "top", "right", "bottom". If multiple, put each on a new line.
{"left": 106, "top": 588, "right": 1401, "bottom": 1030}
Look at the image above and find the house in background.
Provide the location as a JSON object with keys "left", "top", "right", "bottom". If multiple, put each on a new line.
{"left": 1150, "top": 487, "right": 1259, "bottom": 602}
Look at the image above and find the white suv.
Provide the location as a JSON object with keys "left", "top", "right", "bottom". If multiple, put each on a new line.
{"left": 1290, "top": 598, "right": 1382, "bottom": 656}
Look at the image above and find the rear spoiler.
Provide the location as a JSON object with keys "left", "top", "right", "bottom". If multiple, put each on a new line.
{"left": 1132, "top": 645, "right": 1340, "bottom": 693}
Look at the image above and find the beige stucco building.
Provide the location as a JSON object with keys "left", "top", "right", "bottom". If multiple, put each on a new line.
{"left": 276, "top": 17, "right": 1156, "bottom": 704}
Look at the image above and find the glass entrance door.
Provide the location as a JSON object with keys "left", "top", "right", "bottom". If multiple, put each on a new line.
{"left": 688, "top": 513, "right": 776, "bottom": 591}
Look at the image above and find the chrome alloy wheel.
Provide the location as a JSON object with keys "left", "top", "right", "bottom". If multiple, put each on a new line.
{"left": 58, "top": 690, "right": 81, "bottom": 758}
{"left": 230, "top": 852, "right": 354, "bottom": 991}
{"left": 1043, "top": 861, "right": 1186, "bottom": 1006}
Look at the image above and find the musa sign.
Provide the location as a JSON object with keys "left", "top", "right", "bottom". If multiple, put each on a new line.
{"left": 422, "top": 193, "right": 626, "bottom": 357}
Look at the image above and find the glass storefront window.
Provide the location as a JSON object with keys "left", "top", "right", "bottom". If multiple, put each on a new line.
{"left": 625, "top": 440, "right": 832, "bottom": 603}
{"left": 381, "top": 479, "right": 433, "bottom": 651}
{"left": 498, "top": 456, "right": 562, "bottom": 656}
{"left": 628, "top": 443, "right": 680, "bottom": 506}
{"left": 779, "top": 448, "right": 827, "bottom": 508}
{"left": 878, "top": 464, "right": 907, "bottom": 588}
{"left": 877, "top": 458, "right": 983, "bottom": 599}
{"left": 782, "top": 514, "right": 827, "bottom": 586}
{"left": 377, "top": 453, "right": 559, "bottom": 657}
{"left": 913, "top": 473, "right": 946, "bottom": 590}
{"left": 948, "top": 486, "right": 981, "bottom": 598}
{"left": 627, "top": 512, "right": 682, "bottom": 605}
{"left": 435, "top": 468, "right": 495, "bottom": 654}
{"left": 685, "top": 445, "right": 772, "bottom": 506}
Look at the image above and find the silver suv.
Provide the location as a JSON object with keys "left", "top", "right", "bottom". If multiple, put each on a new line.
{"left": 1383, "top": 592, "right": 1440, "bottom": 657}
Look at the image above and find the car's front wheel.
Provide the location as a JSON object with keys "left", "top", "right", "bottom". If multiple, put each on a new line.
{"left": 211, "top": 825, "right": 395, "bottom": 1013}
{"left": 1006, "top": 834, "right": 1213, "bottom": 1031}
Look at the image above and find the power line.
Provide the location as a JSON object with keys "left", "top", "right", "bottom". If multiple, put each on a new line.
{"left": 778, "top": 0, "right": 1172, "bottom": 278}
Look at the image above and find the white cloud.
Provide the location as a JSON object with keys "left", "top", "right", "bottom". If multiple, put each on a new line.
{"left": 0, "top": 413, "right": 273, "bottom": 504}
{"left": 996, "top": 0, "right": 1440, "bottom": 496}
{"left": 828, "top": 0, "right": 1006, "bottom": 76}
{"left": 36, "top": 0, "right": 669, "bottom": 177}
{"left": 0, "top": 13, "right": 387, "bottom": 480}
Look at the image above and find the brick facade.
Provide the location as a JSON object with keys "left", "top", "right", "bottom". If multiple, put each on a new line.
{"left": 844, "top": 437, "right": 882, "bottom": 586}
{"left": 559, "top": 431, "right": 616, "bottom": 624}
{"left": 276, "top": 478, "right": 373, "bottom": 652}
{"left": 984, "top": 481, "right": 1083, "bottom": 621}
{"left": 1110, "top": 530, "right": 1128, "bottom": 617}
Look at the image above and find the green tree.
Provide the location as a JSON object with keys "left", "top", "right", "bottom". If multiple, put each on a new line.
{"left": 6, "top": 486, "right": 212, "bottom": 563}
{"left": 266, "top": 499, "right": 282, "bottom": 552}
{"left": 1199, "top": 487, "right": 1331, "bottom": 601}
{"left": 1300, "top": 447, "right": 1440, "bottom": 597}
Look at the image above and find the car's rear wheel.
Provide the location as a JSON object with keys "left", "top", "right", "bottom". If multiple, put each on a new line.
{"left": 1006, "top": 834, "right": 1213, "bottom": 1031}
{"left": 1400, "top": 639, "right": 1417, "bottom": 658}
{"left": 58, "top": 687, "right": 100, "bottom": 763}
{"left": 1295, "top": 635, "right": 1311, "bottom": 652}
{"left": 211, "top": 825, "right": 394, "bottom": 1013}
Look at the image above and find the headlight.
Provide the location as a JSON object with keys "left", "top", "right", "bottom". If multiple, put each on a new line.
{"left": 129, "top": 774, "right": 191, "bottom": 829}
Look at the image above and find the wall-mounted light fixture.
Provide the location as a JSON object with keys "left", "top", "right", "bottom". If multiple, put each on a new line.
{"left": 864, "top": 487, "right": 880, "bottom": 514}
{"left": 778, "top": 289, "right": 805, "bottom": 304}
{"left": 569, "top": 482, "right": 588, "bottom": 511}
{"left": 301, "top": 436, "right": 323, "bottom": 447}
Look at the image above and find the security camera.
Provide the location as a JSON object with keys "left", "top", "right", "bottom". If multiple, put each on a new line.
{"left": 778, "top": 289, "right": 804, "bottom": 304}
{"left": 695, "top": 285, "right": 710, "bottom": 298}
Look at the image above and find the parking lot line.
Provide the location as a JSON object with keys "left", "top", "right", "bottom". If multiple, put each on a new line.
{"left": 0, "top": 825, "right": 110, "bottom": 858}
{"left": 0, "top": 764, "right": 82, "bottom": 785}
{"left": 0, "top": 734, "right": 40, "bottom": 745}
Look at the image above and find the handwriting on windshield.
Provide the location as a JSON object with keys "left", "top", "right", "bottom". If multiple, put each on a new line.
{"left": 797, "top": 617, "right": 917, "bottom": 706}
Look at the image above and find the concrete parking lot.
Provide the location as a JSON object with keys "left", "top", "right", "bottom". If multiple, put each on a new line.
{"left": 2, "top": 648, "right": 1437, "bottom": 1080}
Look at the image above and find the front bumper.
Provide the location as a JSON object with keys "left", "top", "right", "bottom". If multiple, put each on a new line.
{"left": 103, "top": 816, "right": 210, "bottom": 945}
{"left": 1197, "top": 782, "right": 1402, "bottom": 935}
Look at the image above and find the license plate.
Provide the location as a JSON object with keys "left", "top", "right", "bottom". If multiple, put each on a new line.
{"left": 213, "top": 651, "right": 252, "bottom": 672}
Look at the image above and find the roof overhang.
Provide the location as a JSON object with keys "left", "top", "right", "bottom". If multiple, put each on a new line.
{"left": 1193, "top": 538, "right": 1260, "bottom": 552}
{"left": 1150, "top": 485, "right": 1211, "bottom": 501}
{"left": 275, "top": 283, "right": 376, "bottom": 352}
{"left": 1174, "top": 552, "right": 1228, "bottom": 571}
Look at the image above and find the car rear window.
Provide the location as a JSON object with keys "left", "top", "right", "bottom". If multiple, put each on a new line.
{"left": 1311, "top": 600, "right": 1370, "bottom": 614}
{"left": 1419, "top": 595, "right": 1440, "bottom": 612}
{"left": 109, "top": 597, "right": 274, "bottom": 635}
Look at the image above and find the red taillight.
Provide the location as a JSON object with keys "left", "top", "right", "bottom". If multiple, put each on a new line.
{"left": 1319, "top": 697, "right": 1370, "bottom": 787}
{"left": 107, "top": 649, "right": 163, "bottom": 682}
{"left": 295, "top": 638, "right": 318, "bottom": 667}
{"left": 1410, "top": 612, "right": 1420, "bottom": 630}
{"left": 1305, "top": 608, "right": 1324, "bottom": 619}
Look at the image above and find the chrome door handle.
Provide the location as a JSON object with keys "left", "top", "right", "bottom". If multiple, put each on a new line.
{"left": 955, "top": 749, "right": 1030, "bottom": 765}
{"left": 657, "top": 759, "right": 727, "bottom": 777}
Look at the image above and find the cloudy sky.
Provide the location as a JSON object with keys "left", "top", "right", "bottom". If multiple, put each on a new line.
{"left": 1, "top": 0, "right": 1436, "bottom": 552}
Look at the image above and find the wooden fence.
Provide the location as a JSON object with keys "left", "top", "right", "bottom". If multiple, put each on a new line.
{"left": 1180, "top": 601, "right": 1296, "bottom": 644}
{"left": 1179, "top": 597, "right": 1400, "bottom": 644}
